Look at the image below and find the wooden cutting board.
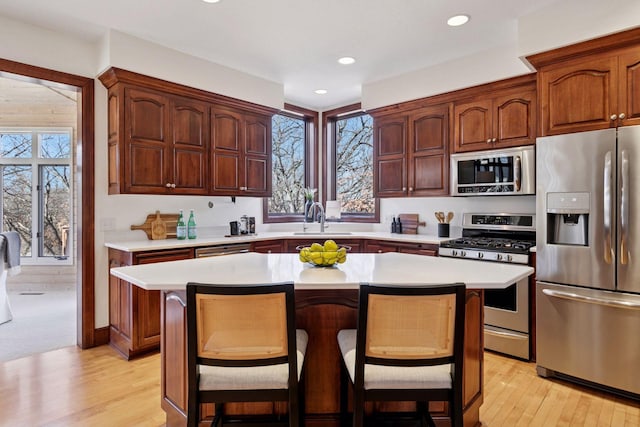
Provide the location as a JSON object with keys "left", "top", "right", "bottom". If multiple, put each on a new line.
{"left": 131, "top": 212, "right": 179, "bottom": 240}
{"left": 398, "top": 213, "right": 426, "bottom": 234}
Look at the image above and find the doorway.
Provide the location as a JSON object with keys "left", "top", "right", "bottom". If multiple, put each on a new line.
{"left": 0, "top": 58, "right": 96, "bottom": 350}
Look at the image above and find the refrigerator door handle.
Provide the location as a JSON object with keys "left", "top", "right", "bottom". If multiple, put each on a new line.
{"left": 542, "top": 288, "right": 640, "bottom": 310}
{"left": 514, "top": 155, "right": 521, "bottom": 191}
{"left": 620, "top": 150, "right": 629, "bottom": 265}
{"left": 603, "top": 151, "right": 614, "bottom": 264}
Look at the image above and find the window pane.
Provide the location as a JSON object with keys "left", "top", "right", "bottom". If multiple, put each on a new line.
{"left": 40, "top": 165, "right": 70, "bottom": 257}
{"left": 0, "top": 133, "right": 32, "bottom": 158}
{"left": 40, "top": 133, "right": 71, "bottom": 158}
{"left": 269, "top": 114, "right": 306, "bottom": 214}
{"left": 2, "top": 165, "right": 32, "bottom": 256}
{"left": 335, "top": 114, "right": 374, "bottom": 214}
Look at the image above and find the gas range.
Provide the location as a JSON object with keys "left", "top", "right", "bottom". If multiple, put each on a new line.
{"left": 439, "top": 213, "right": 535, "bottom": 265}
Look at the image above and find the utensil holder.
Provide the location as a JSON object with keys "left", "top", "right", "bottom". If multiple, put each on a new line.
{"left": 438, "top": 223, "right": 450, "bottom": 238}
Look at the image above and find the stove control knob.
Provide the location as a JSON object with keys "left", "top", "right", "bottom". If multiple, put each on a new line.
{"left": 478, "top": 252, "right": 484, "bottom": 259}
{"left": 452, "top": 250, "right": 458, "bottom": 257}
{"left": 496, "top": 254, "right": 503, "bottom": 261}
{"left": 506, "top": 254, "right": 513, "bottom": 262}
{"left": 460, "top": 250, "right": 467, "bottom": 257}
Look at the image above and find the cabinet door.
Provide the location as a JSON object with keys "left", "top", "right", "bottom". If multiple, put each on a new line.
{"left": 493, "top": 89, "right": 536, "bottom": 148}
{"left": 539, "top": 55, "right": 618, "bottom": 135}
{"left": 408, "top": 104, "right": 450, "bottom": 196}
{"left": 373, "top": 115, "right": 407, "bottom": 197}
{"left": 252, "top": 240, "right": 283, "bottom": 253}
{"left": 364, "top": 241, "right": 398, "bottom": 253}
{"left": 211, "top": 107, "right": 243, "bottom": 193}
{"left": 453, "top": 99, "right": 493, "bottom": 152}
{"left": 618, "top": 49, "right": 640, "bottom": 128}
{"left": 124, "top": 87, "right": 172, "bottom": 193}
{"left": 243, "top": 114, "right": 271, "bottom": 196}
{"left": 171, "top": 97, "right": 209, "bottom": 194}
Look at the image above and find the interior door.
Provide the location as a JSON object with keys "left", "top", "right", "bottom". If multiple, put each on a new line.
{"left": 536, "top": 129, "right": 616, "bottom": 289}
{"left": 617, "top": 125, "right": 640, "bottom": 293}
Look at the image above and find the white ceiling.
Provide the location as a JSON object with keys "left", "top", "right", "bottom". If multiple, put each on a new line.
{"left": 0, "top": 0, "right": 559, "bottom": 110}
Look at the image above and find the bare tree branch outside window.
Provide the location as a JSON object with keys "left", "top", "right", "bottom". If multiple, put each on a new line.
{"left": 335, "top": 114, "right": 374, "bottom": 214}
{"left": 268, "top": 114, "right": 307, "bottom": 215}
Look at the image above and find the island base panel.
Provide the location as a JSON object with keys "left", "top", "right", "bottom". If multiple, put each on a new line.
{"left": 160, "top": 289, "right": 483, "bottom": 427}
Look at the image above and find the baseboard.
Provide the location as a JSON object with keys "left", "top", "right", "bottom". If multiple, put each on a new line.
{"left": 94, "top": 326, "right": 110, "bottom": 346}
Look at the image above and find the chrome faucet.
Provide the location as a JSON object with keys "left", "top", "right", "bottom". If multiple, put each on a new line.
{"left": 303, "top": 201, "right": 326, "bottom": 232}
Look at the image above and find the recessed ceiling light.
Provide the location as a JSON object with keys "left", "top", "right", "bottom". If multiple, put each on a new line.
{"left": 202, "top": 0, "right": 221, "bottom": 3}
{"left": 447, "top": 14, "right": 470, "bottom": 27}
{"left": 338, "top": 56, "right": 356, "bottom": 65}
{"left": 314, "top": 89, "right": 328, "bottom": 95}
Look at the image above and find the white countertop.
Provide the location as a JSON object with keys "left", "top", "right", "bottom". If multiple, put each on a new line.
{"left": 110, "top": 252, "right": 533, "bottom": 291}
{"left": 104, "top": 231, "right": 453, "bottom": 252}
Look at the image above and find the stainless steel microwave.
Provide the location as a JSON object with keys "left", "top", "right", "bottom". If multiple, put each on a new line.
{"left": 450, "top": 146, "right": 535, "bottom": 196}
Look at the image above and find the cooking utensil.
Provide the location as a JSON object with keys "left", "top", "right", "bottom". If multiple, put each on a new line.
{"left": 446, "top": 212, "right": 454, "bottom": 224}
{"left": 435, "top": 212, "right": 445, "bottom": 224}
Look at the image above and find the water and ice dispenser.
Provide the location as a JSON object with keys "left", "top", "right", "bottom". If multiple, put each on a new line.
{"left": 546, "top": 192, "right": 589, "bottom": 246}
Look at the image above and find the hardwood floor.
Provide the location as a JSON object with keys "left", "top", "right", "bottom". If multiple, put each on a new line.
{"left": 0, "top": 345, "right": 638, "bottom": 426}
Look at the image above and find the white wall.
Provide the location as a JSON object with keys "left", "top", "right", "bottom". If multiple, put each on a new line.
{"left": 518, "top": 0, "right": 640, "bottom": 57}
{"left": 362, "top": 44, "right": 531, "bottom": 111}
{"left": 362, "top": 0, "right": 640, "bottom": 111}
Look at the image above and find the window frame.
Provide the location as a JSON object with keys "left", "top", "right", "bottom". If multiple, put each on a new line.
{"left": 323, "top": 104, "right": 379, "bottom": 223}
{"left": 0, "top": 127, "right": 73, "bottom": 265}
{"left": 263, "top": 104, "right": 318, "bottom": 223}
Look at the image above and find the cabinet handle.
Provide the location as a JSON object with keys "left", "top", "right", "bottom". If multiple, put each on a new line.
{"left": 165, "top": 183, "right": 171, "bottom": 188}
{"left": 486, "top": 139, "right": 492, "bottom": 143}
{"left": 611, "top": 114, "right": 618, "bottom": 121}
{"left": 402, "top": 187, "right": 407, "bottom": 192}
{"left": 240, "top": 186, "right": 247, "bottom": 191}
{"left": 409, "top": 187, "right": 413, "bottom": 192}
{"left": 492, "top": 137, "right": 497, "bottom": 143}
{"left": 171, "top": 183, "right": 176, "bottom": 189}
{"left": 619, "top": 112, "right": 626, "bottom": 121}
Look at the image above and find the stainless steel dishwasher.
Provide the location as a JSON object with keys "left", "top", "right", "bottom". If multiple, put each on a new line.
{"left": 194, "top": 242, "right": 252, "bottom": 258}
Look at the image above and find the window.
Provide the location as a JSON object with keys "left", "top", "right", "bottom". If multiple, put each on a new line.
{"left": 1, "top": 128, "right": 73, "bottom": 264}
{"left": 264, "top": 105, "right": 317, "bottom": 223}
{"left": 325, "top": 104, "right": 377, "bottom": 222}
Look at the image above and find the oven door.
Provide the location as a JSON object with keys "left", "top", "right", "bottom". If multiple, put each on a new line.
{"left": 484, "top": 276, "right": 530, "bottom": 360}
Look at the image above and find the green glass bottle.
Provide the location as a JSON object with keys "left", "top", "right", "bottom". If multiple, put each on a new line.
{"left": 176, "top": 209, "right": 186, "bottom": 240}
{"left": 187, "top": 209, "right": 197, "bottom": 239}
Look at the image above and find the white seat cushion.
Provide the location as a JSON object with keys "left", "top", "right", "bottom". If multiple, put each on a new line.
{"left": 199, "top": 329, "right": 308, "bottom": 391}
{"left": 337, "top": 329, "right": 452, "bottom": 390}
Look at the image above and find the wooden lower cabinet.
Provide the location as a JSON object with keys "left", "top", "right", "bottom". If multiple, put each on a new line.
{"left": 160, "top": 288, "right": 484, "bottom": 427}
{"left": 364, "top": 240, "right": 438, "bottom": 256}
{"left": 109, "top": 247, "right": 194, "bottom": 359}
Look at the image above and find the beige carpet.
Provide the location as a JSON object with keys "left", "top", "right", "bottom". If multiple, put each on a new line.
{"left": 0, "top": 289, "right": 76, "bottom": 362}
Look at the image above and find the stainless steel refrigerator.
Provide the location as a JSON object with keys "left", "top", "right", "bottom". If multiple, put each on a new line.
{"left": 536, "top": 126, "right": 640, "bottom": 397}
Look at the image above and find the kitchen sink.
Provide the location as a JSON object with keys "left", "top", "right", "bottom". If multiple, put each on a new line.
{"left": 292, "top": 232, "right": 353, "bottom": 235}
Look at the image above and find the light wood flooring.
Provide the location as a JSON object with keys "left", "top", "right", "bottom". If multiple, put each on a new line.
{"left": 0, "top": 345, "right": 638, "bottom": 426}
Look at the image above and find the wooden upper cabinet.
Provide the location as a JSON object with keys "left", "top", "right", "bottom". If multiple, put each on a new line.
{"left": 210, "top": 107, "right": 272, "bottom": 196}
{"left": 453, "top": 86, "right": 535, "bottom": 153}
{"left": 123, "top": 87, "right": 171, "bottom": 194}
{"left": 538, "top": 55, "right": 618, "bottom": 135}
{"left": 373, "top": 115, "right": 407, "bottom": 197}
{"left": 408, "top": 104, "right": 450, "bottom": 196}
{"left": 527, "top": 29, "right": 640, "bottom": 135}
{"left": 171, "top": 96, "right": 209, "bottom": 194}
{"left": 618, "top": 49, "right": 640, "bottom": 127}
{"left": 98, "top": 67, "right": 276, "bottom": 196}
{"left": 373, "top": 104, "right": 451, "bottom": 198}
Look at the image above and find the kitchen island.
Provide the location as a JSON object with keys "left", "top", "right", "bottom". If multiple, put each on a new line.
{"left": 111, "top": 252, "right": 533, "bottom": 427}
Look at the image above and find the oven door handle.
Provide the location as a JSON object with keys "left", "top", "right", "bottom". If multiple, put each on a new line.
{"left": 484, "top": 328, "right": 528, "bottom": 340}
